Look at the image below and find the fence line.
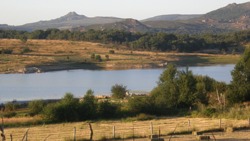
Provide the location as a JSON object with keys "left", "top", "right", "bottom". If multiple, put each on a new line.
{"left": 3, "top": 117, "right": 250, "bottom": 141}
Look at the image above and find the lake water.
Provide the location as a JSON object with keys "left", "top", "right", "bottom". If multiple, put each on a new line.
{"left": 0, "top": 64, "right": 235, "bottom": 102}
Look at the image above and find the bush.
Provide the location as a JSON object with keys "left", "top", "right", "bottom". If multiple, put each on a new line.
{"left": 97, "top": 101, "right": 118, "bottom": 118}
{"left": 95, "top": 55, "right": 102, "bottom": 62}
{"left": 21, "top": 47, "right": 32, "bottom": 54}
{"left": 135, "top": 113, "right": 155, "bottom": 121}
{"left": 109, "top": 50, "right": 115, "bottom": 54}
{"left": 105, "top": 55, "right": 109, "bottom": 61}
{"left": 2, "top": 112, "right": 17, "bottom": 118}
{"left": 202, "top": 108, "right": 217, "bottom": 117}
{"left": 4, "top": 102, "right": 19, "bottom": 111}
{"left": 111, "top": 84, "right": 127, "bottom": 99}
{"left": 1, "top": 49, "right": 13, "bottom": 54}
{"left": 90, "top": 53, "right": 95, "bottom": 59}
{"left": 28, "top": 100, "right": 45, "bottom": 116}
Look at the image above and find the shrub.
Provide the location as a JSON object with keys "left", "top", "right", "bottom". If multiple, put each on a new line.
{"left": 135, "top": 113, "right": 155, "bottom": 121}
{"left": 95, "top": 55, "right": 102, "bottom": 62}
{"left": 90, "top": 53, "right": 95, "bottom": 59}
{"left": 202, "top": 108, "right": 217, "bottom": 117}
{"left": 2, "top": 112, "right": 17, "bottom": 118}
{"left": 105, "top": 55, "right": 109, "bottom": 61}
{"left": 109, "top": 50, "right": 115, "bottom": 54}
{"left": 4, "top": 102, "right": 19, "bottom": 111}
{"left": 21, "top": 47, "right": 32, "bottom": 54}
{"left": 97, "top": 101, "right": 118, "bottom": 118}
{"left": 111, "top": 84, "right": 127, "bottom": 99}
{"left": 1, "top": 49, "right": 13, "bottom": 54}
{"left": 28, "top": 100, "right": 45, "bottom": 116}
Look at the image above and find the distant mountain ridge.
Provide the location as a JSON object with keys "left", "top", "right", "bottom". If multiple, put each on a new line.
{"left": 142, "top": 14, "right": 202, "bottom": 22}
{"left": 1, "top": 1, "right": 250, "bottom": 34}
{"left": 18, "top": 12, "right": 124, "bottom": 31}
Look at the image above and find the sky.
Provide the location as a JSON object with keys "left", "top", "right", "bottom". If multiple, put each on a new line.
{"left": 0, "top": 0, "right": 249, "bottom": 26}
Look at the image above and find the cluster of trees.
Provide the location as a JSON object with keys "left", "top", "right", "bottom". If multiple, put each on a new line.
{"left": 0, "top": 29, "right": 250, "bottom": 52}
{"left": 26, "top": 86, "right": 127, "bottom": 122}
{"left": 39, "top": 91, "right": 120, "bottom": 122}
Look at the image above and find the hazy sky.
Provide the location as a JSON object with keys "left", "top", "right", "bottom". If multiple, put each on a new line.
{"left": 1, "top": 0, "right": 249, "bottom": 25}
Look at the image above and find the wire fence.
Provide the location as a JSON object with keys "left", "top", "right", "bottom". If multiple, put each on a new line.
{"left": 3, "top": 117, "right": 250, "bottom": 141}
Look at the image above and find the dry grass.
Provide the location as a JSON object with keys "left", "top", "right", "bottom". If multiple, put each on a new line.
{"left": 3, "top": 117, "right": 250, "bottom": 141}
{"left": 0, "top": 39, "right": 241, "bottom": 73}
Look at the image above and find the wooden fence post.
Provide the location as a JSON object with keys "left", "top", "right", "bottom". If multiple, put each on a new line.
{"left": 219, "top": 119, "right": 222, "bottom": 129}
{"left": 1, "top": 117, "right": 5, "bottom": 141}
{"left": 26, "top": 131, "right": 28, "bottom": 141}
{"left": 150, "top": 122, "right": 153, "bottom": 137}
{"left": 188, "top": 119, "right": 191, "bottom": 131}
{"left": 88, "top": 123, "right": 93, "bottom": 141}
{"left": 248, "top": 118, "right": 250, "bottom": 127}
{"left": 113, "top": 126, "right": 115, "bottom": 139}
{"left": 73, "top": 127, "right": 76, "bottom": 141}
{"left": 158, "top": 126, "right": 161, "bottom": 138}
{"left": 10, "top": 134, "right": 12, "bottom": 141}
{"left": 21, "top": 128, "right": 29, "bottom": 141}
{"left": 132, "top": 123, "right": 134, "bottom": 141}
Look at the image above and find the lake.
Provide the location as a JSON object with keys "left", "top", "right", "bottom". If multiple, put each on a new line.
{"left": 0, "top": 64, "right": 235, "bottom": 102}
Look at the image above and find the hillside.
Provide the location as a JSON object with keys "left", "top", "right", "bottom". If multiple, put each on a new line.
{"left": 196, "top": 2, "right": 250, "bottom": 30}
{"left": 142, "top": 14, "right": 202, "bottom": 22}
{"left": 144, "top": 2, "right": 250, "bottom": 33}
{"left": 79, "top": 19, "right": 154, "bottom": 33}
{"left": 0, "top": 39, "right": 240, "bottom": 73}
{"left": 18, "top": 12, "right": 124, "bottom": 31}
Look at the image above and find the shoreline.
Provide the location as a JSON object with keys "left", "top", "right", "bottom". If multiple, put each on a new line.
{"left": 0, "top": 62, "right": 236, "bottom": 74}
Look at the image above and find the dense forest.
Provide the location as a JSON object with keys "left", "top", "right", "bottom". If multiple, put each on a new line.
{"left": 0, "top": 29, "right": 250, "bottom": 53}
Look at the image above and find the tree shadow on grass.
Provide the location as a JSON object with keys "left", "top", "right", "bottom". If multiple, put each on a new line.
{"left": 170, "top": 55, "right": 211, "bottom": 66}
{"left": 31, "top": 61, "right": 103, "bottom": 72}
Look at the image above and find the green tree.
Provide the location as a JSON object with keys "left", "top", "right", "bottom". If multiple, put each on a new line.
{"left": 228, "top": 47, "right": 250, "bottom": 104}
{"left": 19, "top": 35, "right": 28, "bottom": 43}
{"left": 28, "top": 100, "right": 45, "bottom": 116}
{"left": 43, "top": 93, "right": 79, "bottom": 122}
{"left": 79, "top": 89, "right": 97, "bottom": 119}
{"left": 152, "top": 64, "right": 179, "bottom": 109}
{"left": 111, "top": 84, "right": 127, "bottom": 99}
{"left": 91, "top": 53, "right": 95, "bottom": 60}
{"left": 95, "top": 54, "right": 102, "bottom": 62}
{"left": 177, "top": 68, "right": 197, "bottom": 107}
{"left": 97, "top": 101, "right": 118, "bottom": 118}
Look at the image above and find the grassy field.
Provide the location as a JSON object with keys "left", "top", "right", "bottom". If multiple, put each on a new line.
{"left": 3, "top": 117, "right": 250, "bottom": 141}
{"left": 0, "top": 39, "right": 241, "bottom": 73}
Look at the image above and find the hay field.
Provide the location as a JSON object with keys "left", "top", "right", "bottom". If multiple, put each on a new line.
{"left": 3, "top": 117, "right": 250, "bottom": 141}
{"left": 0, "top": 39, "right": 240, "bottom": 73}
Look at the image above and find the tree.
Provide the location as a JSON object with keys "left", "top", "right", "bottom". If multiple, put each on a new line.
{"left": 227, "top": 47, "right": 250, "bottom": 104}
{"left": 177, "top": 68, "right": 197, "bottom": 107}
{"left": 28, "top": 100, "right": 45, "bottom": 116}
{"left": 42, "top": 93, "right": 80, "bottom": 122}
{"left": 95, "top": 54, "right": 102, "bottom": 62}
{"left": 97, "top": 101, "right": 118, "bottom": 118}
{"left": 79, "top": 89, "right": 97, "bottom": 119}
{"left": 19, "top": 35, "right": 28, "bottom": 43}
{"left": 111, "top": 84, "right": 127, "bottom": 99}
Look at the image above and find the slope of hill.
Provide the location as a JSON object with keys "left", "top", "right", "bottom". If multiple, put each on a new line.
{"left": 82, "top": 19, "right": 154, "bottom": 33}
{"left": 197, "top": 2, "right": 250, "bottom": 30}
{"left": 18, "top": 12, "right": 124, "bottom": 31}
{"left": 144, "top": 2, "right": 250, "bottom": 33}
{"left": 142, "top": 14, "right": 202, "bottom": 22}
